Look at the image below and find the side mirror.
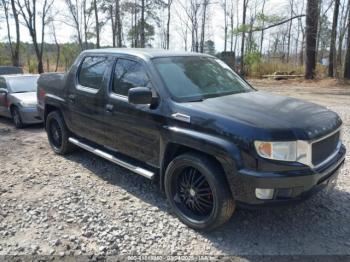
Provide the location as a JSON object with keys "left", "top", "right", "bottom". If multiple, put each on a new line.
{"left": 0, "top": 88, "right": 8, "bottom": 94}
{"left": 128, "top": 87, "right": 153, "bottom": 105}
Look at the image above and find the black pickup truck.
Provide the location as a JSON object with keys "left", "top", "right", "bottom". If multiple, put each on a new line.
{"left": 37, "top": 49, "right": 346, "bottom": 230}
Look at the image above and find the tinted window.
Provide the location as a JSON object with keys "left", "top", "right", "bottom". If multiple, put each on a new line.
{"left": 8, "top": 76, "right": 39, "bottom": 93}
{"left": 153, "top": 56, "right": 252, "bottom": 102}
{"left": 0, "top": 78, "right": 7, "bottom": 89}
{"left": 113, "top": 59, "right": 149, "bottom": 96}
{"left": 79, "top": 56, "right": 108, "bottom": 89}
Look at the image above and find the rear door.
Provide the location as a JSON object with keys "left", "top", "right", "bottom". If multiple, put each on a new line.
{"left": 0, "top": 77, "right": 10, "bottom": 117}
{"left": 66, "top": 55, "right": 112, "bottom": 145}
{"left": 103, "top": 57, "right": 161, "bottom": 166}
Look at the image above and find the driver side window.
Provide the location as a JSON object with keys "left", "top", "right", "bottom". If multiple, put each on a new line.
{"left": 0, "top": 78, "right": 7, "bottom": 90}
{"left": 112, "top": 58, "right": 149, "bottom": 96}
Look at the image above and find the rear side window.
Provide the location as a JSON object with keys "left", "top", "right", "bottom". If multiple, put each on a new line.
{"left": 112, "top": 59, "right": 149, "bottom": 96}
{"left": 78, "top": 56, "right": 109, "bottom": 89}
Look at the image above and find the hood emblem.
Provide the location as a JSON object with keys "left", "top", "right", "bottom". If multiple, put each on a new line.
{"left": 172, "top": 113, "right": 191, "bottom": 123}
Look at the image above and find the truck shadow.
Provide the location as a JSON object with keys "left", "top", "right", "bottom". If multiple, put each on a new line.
{"left": 65, "top": 149, "right": 350, "bottom": 255}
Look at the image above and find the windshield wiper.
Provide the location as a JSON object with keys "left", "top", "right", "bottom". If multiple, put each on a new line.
{"left": 186, "top": 98, "right": 206, "bottom": 102}
{"left": 13, "top": 91, "right": 33, "bottom": 93}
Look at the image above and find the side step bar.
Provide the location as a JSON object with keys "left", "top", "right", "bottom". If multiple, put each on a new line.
{"left": 68, "top": 137, "right": 155, "bottom": 180}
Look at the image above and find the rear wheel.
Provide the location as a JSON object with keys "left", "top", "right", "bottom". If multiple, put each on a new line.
{"left": 11, "top": 107, "right": 24, "bottom": 129}
{"left": 46, "top": 111, "right": 75, "bottom": 155}
{"left": 165, "top": 153, "right": 235, "bottom": 231}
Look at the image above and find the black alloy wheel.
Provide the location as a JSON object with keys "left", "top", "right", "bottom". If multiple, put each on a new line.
{"left": 177, "top": 167, "right": 214, "bottom": 218}
{"left": 165, "top": 153, "right": 235, "bottom": 231}
{"left": 46, "top": 111, "right": 76, "bottom": 155}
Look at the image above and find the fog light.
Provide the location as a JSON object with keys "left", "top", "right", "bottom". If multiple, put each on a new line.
{"left": 255, "top": 188, "right": 274, "bottom": 200}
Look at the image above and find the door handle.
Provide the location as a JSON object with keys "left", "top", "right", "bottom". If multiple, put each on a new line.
{"left": 105, "top": 104, "right": 114, "bottom": 112}
{"left": 68, "top": 94, "right": 76, "bottom": 102}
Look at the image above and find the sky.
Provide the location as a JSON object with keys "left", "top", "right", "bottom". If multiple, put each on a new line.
{"left": 0, "top": 0, "right": 290, "bottom": 52}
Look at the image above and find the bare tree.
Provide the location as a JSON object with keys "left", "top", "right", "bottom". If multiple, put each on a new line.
{"left": 107, "top": 0, "right": 123, "bottom": 47}
{"left": 344, "top": 0, "right": 350, "bottom": 79}
{"left": 178, "top": 0, "right": 201, "bottom": 52}
{"left": 286, "top": 0, "right": 294, "bottom": 62}
{"left": 305, "top": 0, "right": 319, "bottom": 79}
{"left": 166, "top": 0, "right": 173, "bottom": 49}
{"left": 17, "top": 0, "right": 54, "bottom": 73}
{"left": 93, "top": 0, "right": 100, "bottom": 48}
{"left": 175, "top": 2, "right": 190, "bottom": 51}
{"left": 140, "top": 0, "right": 145, "bottom": 47}
{"left": 241, "top": 0, "right": 248, "bottom": 74}
{"left": 65, "top": 0, "right": 84, "bottom": 49}
{"left": 259, "top": 0, "right": 266, "bottom": 54}
{"left": 49, "top": 17, "right": 60, "bottom": 72}
{"left": 222, "top": 0, "right": 228, "bottom": 51}
{"left": 337, "top": 0, "right": 350, "bottom": 68}
{"left": 1, "top": 0, "right": 20, "bottom": 66}
{"left": 328, "top": 0, "right": 340, "bottom": 77}
{"left": 200, "top": 0, "right": 210, "bottom": 53}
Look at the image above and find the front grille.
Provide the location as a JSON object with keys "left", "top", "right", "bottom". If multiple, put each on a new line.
{"left": 312, "top": 131, "right": 340, "bottom": 166}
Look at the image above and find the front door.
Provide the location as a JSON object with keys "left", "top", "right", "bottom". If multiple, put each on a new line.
{"left": 0, "top": 77, "right": 9, "bottom": 117}
{"left": 103, "top": 57, "right": 161, "bottom": 167}
{"left": 67, "top": 55, "right": 111, "bottom": 145}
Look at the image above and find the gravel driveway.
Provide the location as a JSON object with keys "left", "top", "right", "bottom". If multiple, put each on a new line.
{"left": 0, "top": 79, "right": 349, "bottom": 257}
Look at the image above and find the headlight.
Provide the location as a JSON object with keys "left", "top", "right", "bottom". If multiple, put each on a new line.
{"left": 20, "top": 101, "right": 36, "bottom": 107}
{"left": 254, "top": 141, "right": 297, "bottom": 161}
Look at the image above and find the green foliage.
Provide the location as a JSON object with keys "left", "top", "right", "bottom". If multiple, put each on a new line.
{"left": 256, "top": 13, "right": 283, "bottom": 25}
{"left": 128, "top": 21, "right": 155, "bottom": 47}
{"left": 244, "top": 51, "right": 262, "bottom": 75}
{"left": 203, "top": 40, "right": 216, "bottom": 55}
{"left": 232, "top": 24, "right": 251, "bottom": 34}
{"left": 0, "top": 43, "right": 12, "bottom": 66}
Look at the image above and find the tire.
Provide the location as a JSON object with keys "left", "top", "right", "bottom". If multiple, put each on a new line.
{"left": 164, "top": 152, "right": 235, "bottom": 231}
{"left": 46, "top": 111, "right": 76, "bottom": 155}
{"left": 11, "top": 107, "right": 24, "bottom": 129}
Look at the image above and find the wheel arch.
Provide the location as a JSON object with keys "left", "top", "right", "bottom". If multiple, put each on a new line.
{"left": 160, "top": 127, "right": 242, "bottom": 197}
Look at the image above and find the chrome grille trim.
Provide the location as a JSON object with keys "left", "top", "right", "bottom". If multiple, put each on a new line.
{"left": 297, "top": 125, "right": 342, "bottom": 169}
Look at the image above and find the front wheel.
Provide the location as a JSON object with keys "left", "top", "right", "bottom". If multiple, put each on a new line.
{"left": 46, "top": 111, "right": 76, "bottom": 155}
{"left": 164, "top": 153, "right": 235, "bottom": 231}
{"left": 11, "top": 107, "right": 24, "bottom": 129}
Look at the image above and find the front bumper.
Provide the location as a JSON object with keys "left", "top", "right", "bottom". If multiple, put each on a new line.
{"left": 234, "top": 144, "right": 346, "bottom": 206}
{"left": 19, "top": 107, "right": 43, "bottom": 124}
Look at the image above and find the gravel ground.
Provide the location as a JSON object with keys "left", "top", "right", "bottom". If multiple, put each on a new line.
{"left": 0, "top": 79, "right": 349, "bottom": 257}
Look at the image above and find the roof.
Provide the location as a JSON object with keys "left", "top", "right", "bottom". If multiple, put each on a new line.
{"left": 82, "top": 48, "right": 213, "bottom": 59}
{"left": 1, "top": 74, "right": 39, "bottom": 78}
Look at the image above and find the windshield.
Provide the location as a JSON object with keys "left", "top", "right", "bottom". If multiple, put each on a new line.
{"left": 8, "top": 76, "right": 38, "bottom": 93}
{"left": 152, "top": 56, "right": 253, "bottom": 102}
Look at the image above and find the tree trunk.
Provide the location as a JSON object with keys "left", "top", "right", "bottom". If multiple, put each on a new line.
{"left": 223, "top": 0, "right": 228, "bottom": 52}
{"left": 287, "top": 0, "right": 294, "bottom": 63}
{"left": 140, "top": 0, "right": 145, "bottom": 48}
{"left": 200, "top": 0, "right": 208, "bottom": 53}
{"left": 93, "top": 0, "right": 100, "bottom": 48}
{"left": 166, "top": 0, "right": 172, "bottom": 50}
{"left": 110, "top": 5, "right": 116, "bottom": 47}
{"left": 305, "top": 0, "right": 319, "bottom": 79}
{"left": 344, "top": 0, "right": 350, "bottom": 79}
{"left": 116, "top": 0, "right": 122, "bottom": 47}
{"left": 259, "top": 0, "right": 266, "bottom": 54}
{"left": 11, "top": 0, "right": 20, "bottom": 66}
{"left": 328, "top": 0, "right": 340, "bottom": 77}
{"left": 240, "top": 0, "right": 248, "bottom": 74}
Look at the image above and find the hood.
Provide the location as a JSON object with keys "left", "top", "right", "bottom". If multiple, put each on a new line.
{"left": 10, "top": 92, "right": 37, "bottom": 104}
{"left": 177, "top": 91, "right": 341, "bottom": 142}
